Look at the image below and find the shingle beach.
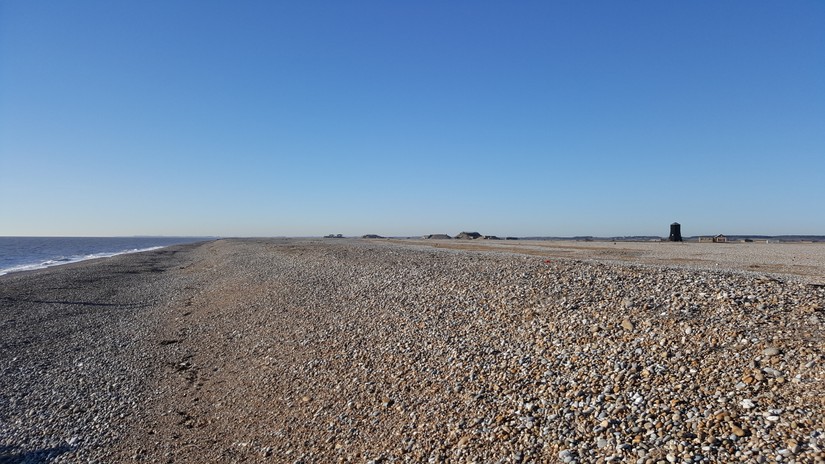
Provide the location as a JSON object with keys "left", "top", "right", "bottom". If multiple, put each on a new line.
{"left": 1, "top": 239, "right": 824, "bottom": 463}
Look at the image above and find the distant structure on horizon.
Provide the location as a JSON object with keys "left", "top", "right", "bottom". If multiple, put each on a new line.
{"left": 423, "top": 232, "right": 505, "bottom": 240}
{"left": 455, "top": 231, "right": 482, "bottom": 240}
{"left": 668, "top": 222, "right": 683, "bottom": 242}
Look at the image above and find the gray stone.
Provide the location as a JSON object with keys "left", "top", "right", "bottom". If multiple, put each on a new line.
{"left": 762, "top": 347, "right": 781, "bottom": 357}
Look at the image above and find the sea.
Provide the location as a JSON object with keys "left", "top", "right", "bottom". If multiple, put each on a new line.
{"left": 0, "top": 237, "right": 209, "bottom": 276}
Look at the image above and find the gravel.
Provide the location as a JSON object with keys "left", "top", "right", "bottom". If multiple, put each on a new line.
{"left": 0, "top": 242, "right": 205, "bottom": 463}
{"left": 1, "top": 238, "right": 823, "bottom": 463}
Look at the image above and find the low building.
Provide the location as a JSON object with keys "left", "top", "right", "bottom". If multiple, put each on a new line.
{"left": 455, "top": 231, "right": 482, "bottom": 240}
{"left": 713, "top": 234, "right": 727, "bottom": 243}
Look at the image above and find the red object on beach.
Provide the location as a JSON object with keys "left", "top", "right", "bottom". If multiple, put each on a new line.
{"left": 544, "top": 259, "right": 552, "bottom": 263}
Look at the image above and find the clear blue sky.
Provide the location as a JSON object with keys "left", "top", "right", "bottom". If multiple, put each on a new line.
{"left": 1, "top": 1, "right": 823, "bottom": 237}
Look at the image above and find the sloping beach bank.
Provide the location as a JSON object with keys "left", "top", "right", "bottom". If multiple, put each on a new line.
{"left": 0, "top": 241, "right": 208, "bottom": 462}
{"left": 1, "top": 239, "right": 823, "bottom": 463}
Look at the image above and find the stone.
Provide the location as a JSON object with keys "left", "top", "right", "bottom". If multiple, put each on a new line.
{"left": 621, "top": 319, "right": 635, "bottom": 331}
{"left": 787, "top": 439, "right": 800, "bottom": 453}
{"left": 762, "top": 347, "right": 781, "bottom": 357}
{"left": 763, "top": 367, "right": 782, "bottom": 378}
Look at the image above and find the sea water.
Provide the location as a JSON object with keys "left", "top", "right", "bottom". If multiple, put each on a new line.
{"left": 0, "top": 237, "right": 208, "bottom": 276}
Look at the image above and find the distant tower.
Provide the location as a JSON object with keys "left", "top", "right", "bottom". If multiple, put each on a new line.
{"left": 669, "top": 222, "right": 683, "bottom": 242}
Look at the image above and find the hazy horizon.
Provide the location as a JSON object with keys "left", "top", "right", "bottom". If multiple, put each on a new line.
{"left": 3, "top": 230, "right": 825, "bottom": 240}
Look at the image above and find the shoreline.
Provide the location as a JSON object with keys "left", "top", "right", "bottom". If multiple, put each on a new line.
{"left": 0, "top": 246, "right": 170, "bottom": 276}
{"left": 1, "top": 241, "right": 207, "bottom": 462}
{"left": 0, "top": 237, "right": 213, "bottom": 277}
{"left": 2, "top": 239, "right": 823, "bottom": 462}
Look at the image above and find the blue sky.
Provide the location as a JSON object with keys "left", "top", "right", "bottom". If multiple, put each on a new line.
{"left": 1, "top": 1, "right": 823, "bottom": 237}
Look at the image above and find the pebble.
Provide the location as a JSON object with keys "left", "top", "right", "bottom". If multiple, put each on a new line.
{"left": 559, "top": 449, "right": 575, "bottom": 462}
{"left": 763, "top": 367, "right": 783, "bottom": 378}
{"left": 731, "top": 425, "right": 747, "bottom": 437}
{"left": 762, "top": 347, "right": 781, "bottom": 357}
{"left": 2, "top": 238, "right": 824, "bottom": 463}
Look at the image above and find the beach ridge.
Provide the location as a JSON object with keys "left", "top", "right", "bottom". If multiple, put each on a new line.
{"left": 1, "top": 239, "right": 823, "bottom": 462}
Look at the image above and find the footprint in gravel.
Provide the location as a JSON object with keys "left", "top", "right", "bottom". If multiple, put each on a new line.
{"left": 171, "top": 357, "right": 199, "bottom": 386}
{"left": 176, "top": 410, "right": 196, "bottom": 428}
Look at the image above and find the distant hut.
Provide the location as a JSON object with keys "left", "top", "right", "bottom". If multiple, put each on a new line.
{"left": 668, "top": 222, "right": 683, "bottom": 242}
{"left": 455, "top": 231, "right": 482, "bottom": 240}
{"left": 713, "top": 234, "right": 727, "bottom": 243}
